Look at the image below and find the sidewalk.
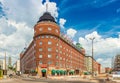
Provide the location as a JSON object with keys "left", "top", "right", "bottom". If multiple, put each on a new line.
{"left": 0, "top": 78, "right": 13, "bottom": 82}
{"left": 113, "top": 80, "right": 120, "bottom": 83}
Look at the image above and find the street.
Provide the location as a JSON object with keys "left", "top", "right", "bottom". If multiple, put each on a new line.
{"left": 0, "top": 76, "right": 118, "bottom": 83}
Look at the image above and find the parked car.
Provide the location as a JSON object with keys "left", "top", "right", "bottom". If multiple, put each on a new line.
{"left": 9, "top": 74, "right": 13, "bottom": 78}
{"left": 112, "top": 71, "right": 120, "bottom": 79}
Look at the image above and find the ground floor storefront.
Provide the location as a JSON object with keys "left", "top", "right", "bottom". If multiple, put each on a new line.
{"left": 37, "top": 66, "right": 83, "bottom": 77}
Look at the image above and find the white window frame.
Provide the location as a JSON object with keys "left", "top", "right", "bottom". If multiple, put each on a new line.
{"left": 39, "top": 48, "right": 43, "bottom": 51}
{"left": 48, "top": 48, "right": 52, "bottom": 51}
{"left": 48, "top": 54, "right": 52, "bottom": 58}
{"left": 39, "top": 54, "right": 42, "bottom": 58}
{"left": 48, "top": 41, "right": 52, "bottom": 45}
{"left": 39, "top": 41, "right": 42, "bottom": 45}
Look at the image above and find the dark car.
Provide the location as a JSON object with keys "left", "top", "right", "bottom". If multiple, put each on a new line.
{"left": 9, "top": 74, "right": 13, "bottom": 78}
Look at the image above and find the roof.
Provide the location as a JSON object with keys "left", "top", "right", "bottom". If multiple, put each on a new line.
{"left": 37, "top": 12, "right": 56, "bottom": 23}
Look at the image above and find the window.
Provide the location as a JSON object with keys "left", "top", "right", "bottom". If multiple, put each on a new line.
{"left": 39, "top": 54, "right": 42, "bottom": 58}
{"left": 48, "top": 41, "right": 52, "bottom": 45}
{"left": 39, "top": 61, "right": 42, "bottom": 64}
{"left": 48, "top": 54, "right": 52, "bottom": 58}
{"left": 48, "top": 61, "right": 52, "bottom": 64}
{"left": 50, "top": 36, "right": 53, "bottom": 38}
{"left": 56, "top": 49, "right": 58, "bottom": 52}
{"left": 39, "top": 41, "right": 42, "bottom": 45}
{"left": 56, "top": 29, "right": 58, "bottom": 33}
{"left": 56, "top": 62, "right": 58, "bottom": 66}
{"left": 60, "top": 57, "right": 62, "bottom": 60}
{"left": 60, "top": 51, "right": 62, "bottom": 54}
{"left": 56, "top": 55, "right": 58, "bottom": 59}
{"left": 56, "top": 43, "right": 58, "bottom": 46}
{"left": 39, "top": 48, "right": 43, "bottom": 51}
{"left": 34, "top": 44, "right": 36, "bottom": 46}
{"left": 48, "top": 48, "right": 52, "bottom": 51}
{"left": 46, "top": 35, "right": 49, "bottom": 38}
{"left": 41, "top": 36, "right": 44, "bottom": 38}
{"left": 60, "top": 45, "right": 62, "bottom": 48}
{"left": 39, "top": 28, "right": 43, "bottom": 31}
{"left": 48, "top": 27, "right": 52, "bottom": 31}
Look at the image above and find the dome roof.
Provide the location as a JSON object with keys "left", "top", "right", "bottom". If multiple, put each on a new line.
{"left": 37, "top": 12, "right": 56, "bottom": 23}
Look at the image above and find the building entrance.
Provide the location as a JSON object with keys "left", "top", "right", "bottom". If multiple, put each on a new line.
{"left": 42, "top": 72, "right": 46, "bottom": 77}
{"left": 41, "top": 69, "right": 46, "bottom": 77}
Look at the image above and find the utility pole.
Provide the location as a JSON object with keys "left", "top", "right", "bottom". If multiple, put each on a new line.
{"left": 89, "top": 37, "right": 95, "bottom": 77}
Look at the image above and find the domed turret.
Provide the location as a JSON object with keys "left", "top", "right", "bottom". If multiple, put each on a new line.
{"left": 37, "top": 12, "right": 56, "bottom": 23}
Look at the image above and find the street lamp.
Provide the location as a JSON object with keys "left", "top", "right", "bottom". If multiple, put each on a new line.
{"left": 89, "top": 37, "right": 95, "bottom": 77}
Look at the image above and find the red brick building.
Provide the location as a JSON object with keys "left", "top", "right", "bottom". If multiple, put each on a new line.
{"left": 20, "top": 12, "right": 86, "bottom": 77}
{"left": 105, "top": 67, "right": 112, "bottom": 73}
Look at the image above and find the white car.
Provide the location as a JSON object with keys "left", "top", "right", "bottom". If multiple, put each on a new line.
{"left": 112, "top": 71, "right": 120, "bottom": 79}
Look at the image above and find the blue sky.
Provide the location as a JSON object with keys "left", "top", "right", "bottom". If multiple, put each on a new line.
{"left": 51, "top": 0, "right": 120, "bottom": 38}
{"left": 0, "top": 0, "right": 120, "bottom": 67}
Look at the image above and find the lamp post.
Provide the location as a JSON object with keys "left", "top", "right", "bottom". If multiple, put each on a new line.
{"left": 89, "top": 37, "right": 95, "bottom": 77}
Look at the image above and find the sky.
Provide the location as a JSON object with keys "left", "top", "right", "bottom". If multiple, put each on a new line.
{"left": 0, "top": 0, "right": 120, "bottom": 67}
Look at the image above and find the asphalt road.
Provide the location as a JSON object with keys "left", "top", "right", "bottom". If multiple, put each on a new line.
{"left": 0, "top": 76, "right": 117, "bottom": 83}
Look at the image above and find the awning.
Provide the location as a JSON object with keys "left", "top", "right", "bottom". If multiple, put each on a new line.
{"left": 51, "top": 69, "right": 56, "bottom": 74}
{"left": 69, "top": 70, "right": 74, "bottom": 73}
{"left": 56, "top": 70, "right": 60, "bottom": 73}
{"left": 41, "top": 69, "right": 46, "bottom": 73}
{"left": 60, "top": 70, "right": 64, "bottom": 74}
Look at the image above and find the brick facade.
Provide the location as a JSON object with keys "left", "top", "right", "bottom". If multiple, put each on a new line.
{"left": 20, "top": 12, "right": 86, "bottom": 77}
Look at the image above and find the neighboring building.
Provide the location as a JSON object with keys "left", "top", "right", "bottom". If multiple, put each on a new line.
{"left": 8, "top": 57, "right": 12, "bottom": 66}
{"left": 13, "top": 60, "right": 20, "bottom": 74}
{"left": 85, "top": 56, "right": 100, "bottom": 74}
{"left": 100, "top": 66, "right": 105, "bottom": 73}
{"left": 0, "top": 60, "right": 6, "bottom": 70}
{"left": 85, "top": 56, "right": 92, "bottom": 73}
{"left": 113, "top": 54, "right": 120, "bottom": 71}
{"left": 20, "top": 11, "right": 86, "bottom": 77}
{"left": 0, "top": 60, "right": 3, "bottom": 69}
{"left": 98, "top": 63, "right": 101, "bottom": 74}
{"left": 105, "top": 67, "right": 112, "bottom": 73}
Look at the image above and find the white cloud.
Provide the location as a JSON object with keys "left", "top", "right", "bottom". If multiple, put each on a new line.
{"left": 67, "top": 28, "right": 77, "bottom": 38}
{"left": 0, "top": 19, "right": 33, "bottom": 58}
{"left": 85, "top": 31, "right": 101, "bottom": 40}
{"left": 79, "top": 31, "right": 120, "bottom": 67}
{"left": 97, "top": 58, "right": 112, "bottom": 67}
{"left": 59, "top": 18, "right": 66, "bottom": 29}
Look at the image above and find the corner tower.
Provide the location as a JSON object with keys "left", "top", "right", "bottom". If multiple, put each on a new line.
{"left": 34, "top": 12, "right": 60, "bottom": 77}
{"left": 34, "top": 12, "right": 60, "bottom": 38}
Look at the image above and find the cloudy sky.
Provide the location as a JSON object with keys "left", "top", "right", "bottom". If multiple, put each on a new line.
{"left": 0, "top": 0, "right": 120, "bottom": 67}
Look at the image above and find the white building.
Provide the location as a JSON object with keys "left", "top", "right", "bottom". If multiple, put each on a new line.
{"left": 0, "top": 60, "right": 3, "bottom": 69}
{"left": 0, "top": 60, "right": 6, "bottom": 70}
{"left": 13, "top": 60, "right": 20, "bottom": 72}
{"left": 16, "top": 60, "right": 20, "bottom": 72}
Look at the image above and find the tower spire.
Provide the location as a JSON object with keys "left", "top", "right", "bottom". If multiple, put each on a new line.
{"left": 46, "top": 0, "right": 49, "bottom": 12}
